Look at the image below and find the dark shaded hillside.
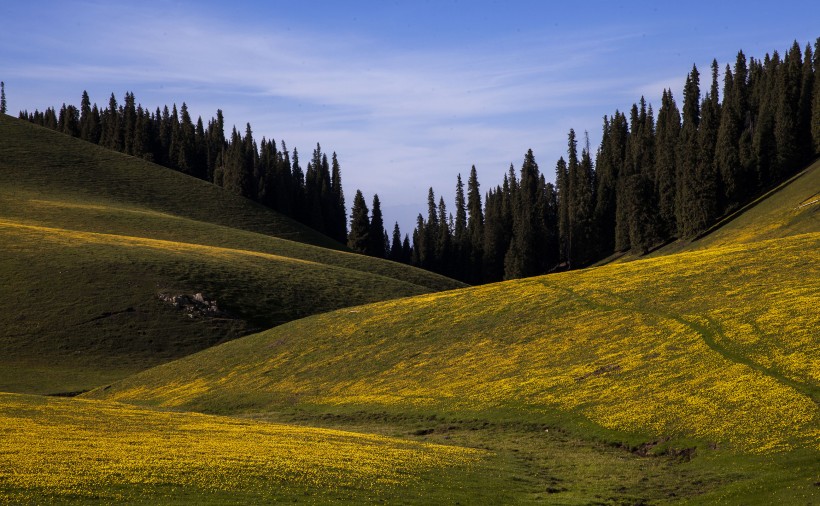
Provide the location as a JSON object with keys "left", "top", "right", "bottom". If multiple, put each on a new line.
{"left": 0, "top": 115, "right": 465, "bottom": 394}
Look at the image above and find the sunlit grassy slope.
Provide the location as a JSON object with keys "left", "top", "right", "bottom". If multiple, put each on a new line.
{"left": 0, "top": 392, "right": 490, "bottom": 504}
{"left": 91, "top": 230, "right": 820, "bottom": 502}
{"left": 0, "top": 115, "right": 464, "bottom": 393}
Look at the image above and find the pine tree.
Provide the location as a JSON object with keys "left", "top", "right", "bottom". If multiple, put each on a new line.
{"left": 436, "top": 196, "right": 452, "bottom": 273}
{"left": 347, "top": 190, "right": 370, "bottom": 253}
{"left": 796, "top": 43, "right": 814, "bottom": 162}
{"left": 753, "top": 53, "right": 779, "bottom": 189}
{"left": 466, "top": 165, "right": 484, "bottom": 282}
{"left": 0, "top": 81, "right": 5, "bottom": 114}
{"left": 305, "top": 144, "right": 326, "bottom": 232}
{"left": 572, "top": 134, "right": 597, "bottom": 262}
{"left": 330, "top": 153, "right": 347, "bottom": 243}
{"left": 773, "top": 42, "right": 803, "bottom": 179}
{"left": 454, "top": 174, "right": 467, "bottom": 248}
{"left": 122, "top": 92, "right": 137, "bottom": 155}
{"left": 176, "top": 102, "right": 195, "bottom": 175}
{"left": 389, "top": 222, "right": 403, "bottom": 261}
{"left": 813, "top": 38, "right": 820, "bottom": 155}
{"left": 593, "top": 115, "right": 616, "bottom": 256}
{"left": 555, "top": 157, "right": 570, "bottom": 262}
{"left": 715, "top": 63, "right": 742, "bottom": 212}
{"left": 676, "top": 65, "right": 703, "bottom": 239}
{"left": 291, "top": 148, "right": 306, "bottom": 220}
{"left": 654, "top": 91, "right": 680, "bottom": 238}
{"left": 100, "top": 93, "right": 122, "bottom": 151}
{"left": 401, "top": 234, "right": 412, "bottom": 264}
{"left": 481, "top": 187, "right": 504, "bottom": 282}
{"left": 690, "top": 72, "right": 720, "bottom": 235}
{"left": 367, "top": 194, "right": 386, "bottom": 257}
{"left": 79, "top": 91, "right": 92, "bottom": 140}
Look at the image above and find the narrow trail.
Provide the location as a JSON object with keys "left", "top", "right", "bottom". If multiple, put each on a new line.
{"left": 544, "top": 282, "right": 819, "bottom": 405}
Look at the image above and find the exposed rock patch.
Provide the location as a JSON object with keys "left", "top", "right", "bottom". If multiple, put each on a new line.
{"left": 158, "top": 292, "right": 232, "bottom": 319}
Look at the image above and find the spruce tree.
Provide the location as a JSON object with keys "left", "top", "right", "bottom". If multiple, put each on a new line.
{"left": 654, "top": 91, "right": 680, "bottom": 237}
{"left": 291, "top": 148, "right": 306, "bottom": 220}
{"left": 0, "top": 81, "right": 5, "bottom": 114}
{"left": 330, "top": 153, "right": 347, "bottom": 243}
{"left": 305, "top": 144, "right": 326, "bottom": 232}
{"left": 773, "top": 43, "right": 802, "bottom": 179}
{"left": 389, "top": 222, "right": 403, "bottom": 261}
{"left": 176, "top": 102, "right": 195, "bottom": 175}
{"left": 123, "top": 92, "right": 137, "bottom": 155}
{"left": 423, "top": 188, "right": 439, "bottom": 270}
{"left": 676, "top": 65, "right": 702, "bottom": 238}
{"left": 436, "top": 196, "right": 452, "bottom": 273}
{"left": 466, "top": 165, "right": 484, "bottom": 282}
{"left": 753, "top": 54, "right": 779, "bottom": 189}
{"left": 572, "top": 135, "right": 597, "bottom": 262}
{"left": 367, "top": 194, "right": 386, "bottom": 257}
{"left": 690, "top": 75, "right": 720, "bottom": 235}
{"left": 555, "top": 157, "right": 570, "bottom": 263}
{"left": 347, "top": 190, "right": 370, "bottom": 253}
{"left": 813, "top": 37, "right": 820, "bottom": 155}
{"left": 482, "top": 187, "right": 505, "bottom": 282}
{"left": 401, "top": 234, "right": 412, "bottom": 264}
{"left": 715, "top": 64, "right": 742, "bottom": 212}
{"left": 593, "top": 115, "right": 616, "bottom": 256}
{"left": 454, "top": 174, "right": 467, "bottom": 248}
{"left": 797, "top": 43, "right": 814, "bottom": 162}
{"left": 79, "top": 91, "right": 92, "bottom": 140}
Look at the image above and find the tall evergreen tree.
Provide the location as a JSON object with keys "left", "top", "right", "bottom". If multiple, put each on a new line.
{"left": 330, "top": 153, "right": 347, "bottom": 243}
{"left": 367, "top": 194, "right": 386, "bottom": 257}
{"left": 79, "top": 91, "right": 92, "bottom": 140}
{"left": 401, "top": 234, "right": 412, "bottom": 264}
{"left": 454, "top": 174, "right": 468, "bottom": 247}
{"left": 715, "top": 63, "right": 743, "bottom": 212}
{"left": 466, "top": 165, "right": 484, "bottom": 282}
{"left": 773, "top": 42, "right": 803, "bottom": 179}
{"left": 176, "top": 102, "right": 195, "bottom": 175}
{"left": 348, "top": 190, "right": 370, "bottom": 254}
{"left": 654, "top": 91, "right": 681, "bottom": 237}
{"left": 572, "top": 134, "right": 598, "bottom": 262}
{"left": 555, "top": 157, "right": 570, "bottom": 262}
{"left": 676, "top": 64, "right": 703, "bottom": 238}
{"left": 796, "top": 43, "right": 814, "bottom": 162}
{"left": 0, "top": 81, "right": 5, "bottom": 114}
{"left": 813, "top": 38, "right": 820, "bottom": 155}
{"left": 389, "top": 222, "right": 403, "bottom": 261}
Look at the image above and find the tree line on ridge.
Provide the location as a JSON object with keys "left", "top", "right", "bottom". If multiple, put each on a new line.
{"left": 14, "top": 38, "right": 820, "bottom": 284}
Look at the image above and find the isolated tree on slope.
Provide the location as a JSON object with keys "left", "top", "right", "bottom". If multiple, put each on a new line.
{"left": 1, "top": 81, "right": 7, "bottom": 114}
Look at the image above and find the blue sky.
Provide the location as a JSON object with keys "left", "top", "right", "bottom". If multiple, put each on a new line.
{"left": 2, "top": 1, "right": 818, "bottom": 234}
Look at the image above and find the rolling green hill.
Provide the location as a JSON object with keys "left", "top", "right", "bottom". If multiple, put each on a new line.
{"left": 3, "top": 111, "right": 818, "bottom": 503}
{"left": 0, "top": 115, "right": 464, "bottom": 394}
{"left": 87, "top": 158, "right": 820, "bottom": 503}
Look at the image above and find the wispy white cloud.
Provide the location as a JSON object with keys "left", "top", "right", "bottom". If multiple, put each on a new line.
{"left": 0, "top": 2, "right": 661, "bottom": 232}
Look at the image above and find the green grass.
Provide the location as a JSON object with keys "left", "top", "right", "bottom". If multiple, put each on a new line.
{"left": 87, "top": 229, "right": 819, "bottom": 502}
{"left": 3, "top": 114, "right": 819, "bottom": 503}
{"left": 0, "top": 115, "right": 464, "bottom": 394}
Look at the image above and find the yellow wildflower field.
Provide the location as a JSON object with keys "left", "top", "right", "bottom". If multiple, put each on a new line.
{"left": 0, "top": 393, "right": 485, "bottom": 503}
{"left": 93, "top": 233, "right": 819, "bottom": 455}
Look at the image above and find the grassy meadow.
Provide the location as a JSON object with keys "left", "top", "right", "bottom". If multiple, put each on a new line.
{"left": 0, "top": 392, "right": 492, "bottom": 504}
{"left": 0, "top": 116, "right": 462, "bottom": 393}
{"left": 1, "top": 115, "right": 818, "bottom": 503}
{"left": 88, "top": 232, "right": 819, "bottom": 502}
